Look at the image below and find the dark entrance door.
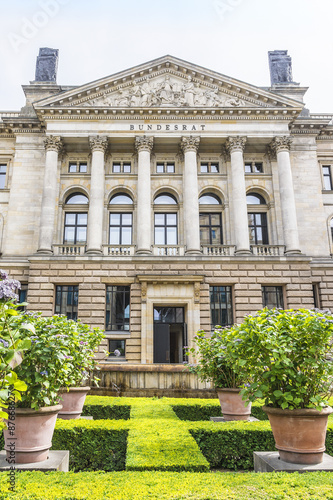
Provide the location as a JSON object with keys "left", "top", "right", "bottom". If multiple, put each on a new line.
{"left": 153, "top": 307, "right": 186, "bottom": 364}
{"left": 153, "top": 324, "right": 170, "bottom": 363}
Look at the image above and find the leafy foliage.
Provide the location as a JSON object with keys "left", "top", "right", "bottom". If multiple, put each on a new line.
{"left": 0, "top": 271, "right": 33, "bottom": 418}
{"left": 12, "top": 313, "right": 105, "bottom": 409}
{"left": 222, "top": 308, "right": 333, "bottom": 410}
{"left": 186, "top": 329, "right": 247, "bottom": 388}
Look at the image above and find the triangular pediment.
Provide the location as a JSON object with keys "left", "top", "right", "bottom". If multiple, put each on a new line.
{"left": 33, "top": 55, "right": 303, "bottom": 112}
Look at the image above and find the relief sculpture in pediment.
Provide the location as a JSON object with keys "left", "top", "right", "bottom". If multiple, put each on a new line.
{"left": 79, "top": 74, "right": 251, "bottom": 108}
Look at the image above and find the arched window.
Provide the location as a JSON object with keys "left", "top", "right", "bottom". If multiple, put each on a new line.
{"left": 154, "top": 193, "right": 178, "bottom": 245}
{"left": 109, "top": 193, "right": 133, "bottom": 245}
{"left": 154, "top": 193, "right": 177, "bottom": 205}
{"left": 246, "top": 193, "right": 266, "bottom": 205}
{"left": 199, "top": 193, "right": 223, "bottom": 245}
{"left": 199, "top": 194, "right": 221, "bottom": 205}
{"left": 63, "top": 192, "right": 88, "bottom": 244}
{"left": 110, "top": 193, "right": 133, "bottom": 205}
{"left": 65, "top": 193, "right": 89, "bottom": 204}
{"left": 247, "top": 193, "right": 268, "bottom": 245}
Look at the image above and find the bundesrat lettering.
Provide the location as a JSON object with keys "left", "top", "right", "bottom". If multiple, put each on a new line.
{"left": 129, "top": 124, "right": 206, "bottom": 131}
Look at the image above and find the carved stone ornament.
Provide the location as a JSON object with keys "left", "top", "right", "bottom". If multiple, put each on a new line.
{"left": 141, "top": 281, "right": 147, "bottom": 302}
{"left": 269, "top": 136, "right": 293, "bottom": 157}
{"left": 78, "top": 74, "right": 253, "bottom": 109}
{"left": 135, "top": 135, "right": 154, "bottom": 153}
{"left": 194, "top": 282, "right": 201, "bottom": 303}
{"left": 89, "top": 135, "right": 108, "bottom": 153}
{"left": 44, "top": 135, "right": 63, "bottom": 153}
{"left": 225, "top": 136, "right": 247, "bottom": 155}
{"left": 180, "top": 135, "right": 200, "bottom": 153}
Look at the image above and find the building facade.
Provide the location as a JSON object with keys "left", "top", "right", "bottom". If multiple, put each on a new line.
{"left": 1, "top": 49, "right": 333, "bottom": 395}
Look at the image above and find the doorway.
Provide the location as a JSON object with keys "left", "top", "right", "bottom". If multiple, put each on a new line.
{"left": 153, "top": 306, "right": 187, "bottom": 363}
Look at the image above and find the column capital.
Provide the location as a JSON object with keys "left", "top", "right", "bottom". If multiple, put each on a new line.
{"left": 135, "top": 135, "right": 154, "bottom": 153}
{"left": 180, "top": 135, "right": 200, "bottom": 153}
{"left": 44, "top": 135, "right": 63, "bottom": 153}
{"left": 89, "top": 135, "right": 108, "bottom": 153}
{"left": 269, "top": 136, "right": 293, "bottom": 157}
{"left": 225, "top": 136, "right": 247, "bottom": 156}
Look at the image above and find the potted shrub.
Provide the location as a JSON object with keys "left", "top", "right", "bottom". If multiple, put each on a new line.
{"left": 187, "top": 329, "right": 252, "bottom": 420}
{"left": 16, "top": 312, "right": 105, "bottom": 420}
{"left": 223, "top": 308, "right": 333, "bottom": 464}
{"left": 0, "top": 271, "right": 33, "bottom": 421}
{"left": 49, "top": 315, "right": 105, "bottom": 419}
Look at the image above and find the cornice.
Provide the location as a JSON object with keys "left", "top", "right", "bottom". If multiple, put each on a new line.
{"left": 35, "top": 107, "right": 299, "bottom": 122}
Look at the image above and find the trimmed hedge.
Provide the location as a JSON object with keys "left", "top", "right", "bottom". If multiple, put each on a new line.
{"left": 1, "top": 471, "right": 333, "bottom": 500}
{"left": 188, "top": 419, "right": 333, "bottom": 470}
{"left": 82, "top": 396, "right": 130, "bottom": 420}
{"left": 51, "top": 419, "right": 128, "bottom": 471}
{"left": 126, "top": 402, "right": 209, "bottom": 471}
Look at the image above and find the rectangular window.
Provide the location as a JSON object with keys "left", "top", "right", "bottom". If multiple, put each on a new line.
{"left": 210, "top": 286, "right": 233, "bottom": 328}
{"left": 200, "top": 213, "right": 222, "bottom": 245}
{"left": 245, "top": 162, "right": 263, "bottom": 174}
{"left": 109, "top": 213, "right": 132, "bottom": 245}
{"left": 106, "top": 286, "right": 130, "bottom": 331}
{"left": 64, "top": 213, "right": 87, "bottom": 244}
{"left": 55, "top": 285, "right": 78, "bottom": 320}
{"left": 108, "top": 339, "right": 126, "bottom": 358}
{"left": 312, "top": 284, "right": 321, "bottom": 309}
{"left": 17, "top": 284, "right": 28, "bottom": 311}
{"left": 112, "top": 162, "right": 131, "bottom": 173}
{"left": 262, "top": 286, "right": 284, "bottom": 309}
{"left": 154, "top": 213, "right": 177, "bottom": 245}
{"left": 68, "top": 162, "right": 88, "bottom": 173}
{"left": 156, "top": 162, "right": 175, "bottom": 173}
{"left": 200, "top": 162, "right": 219, "bottom": 173}
{"left": 0, "top": 164, "right": 7, "bottom": 189}
{"left": 322, "top": 166, "right": 333, "bottom": 190}
{"left": 248, "top": 213, "right": 268, "bottom": 245}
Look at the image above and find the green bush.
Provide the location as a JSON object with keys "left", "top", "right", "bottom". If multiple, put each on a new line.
{"left": 82, "top": 396, "right": 130, "bottom": 420}
{"left": 126, "top": 402, "right": 209, "bottom": 472}
{"left": 189, "top": 420, "right": 333, "bottom": 470}
{"left": 172, "top": 403, "right": 222, "bottom": 421}
{"left": 51, "top": 419, "right": 128, "bottom": 471}
{"left": 1, "top": 470, "right": 333, "bottom": 500}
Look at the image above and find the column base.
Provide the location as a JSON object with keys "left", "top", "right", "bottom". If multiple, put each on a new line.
{"left": 86, "top": 248, "right": 103, "bottom": 255}
{"left": 284, "top": 249, "right": 302, "bottom": 256}
{"left": 37, "top": 248, "right": 53, "bottom": 255}
{"left": 185, "top": 249, "right": 202, "bottom": 255}
{"left": 136, "top": 249, "right": 152, "bottom": 255}
{"left": 235, "top": 248, "right": 252, "bottom": 256}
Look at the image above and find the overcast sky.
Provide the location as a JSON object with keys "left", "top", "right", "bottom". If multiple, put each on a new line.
{"left": 0, "top": 0, "right": 332, "bottom": 113}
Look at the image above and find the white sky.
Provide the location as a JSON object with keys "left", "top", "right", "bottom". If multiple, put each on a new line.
{"left": 0, "top": 0, "right": 332, "bottom": 113}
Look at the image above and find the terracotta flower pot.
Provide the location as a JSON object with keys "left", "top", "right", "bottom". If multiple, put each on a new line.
{"left": 216, "top": 388, "right": 252, "bottom": 421}
{"left": 263, "top": 405, "right": 333, "bottom": 465}
{"left": 57, "top": 386, "right": 90, "bottom": 419}
{"left": 3, "top": 404, "right": 62, "bottom": 464}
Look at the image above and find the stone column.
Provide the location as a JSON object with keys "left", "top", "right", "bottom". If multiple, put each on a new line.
{"left": 135, "top": 136, "right": 153, "bottom": 254}
{"left": 37, "top": 136, "right": 63, "bottom": 254}
{"left": 270, "top": 136, "right": 301, "bottom": 255}
{"left": 181, "top": 136, "right": 201, "bottom": 255}
{"left": 226, "top": 136, "right": 251, "bottom": 255}
{"left": 86, "top": 136, "right": 108, "bottom": 254}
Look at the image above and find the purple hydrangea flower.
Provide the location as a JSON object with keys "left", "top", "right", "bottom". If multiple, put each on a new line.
{"left": 0, "top": 279, "right": 21, "bottom": 301}
{"left": 114, "top": 349, "right": 121, "bottom": 357}
{"left": 40, "top": 371, "right": 48, "bottom": 376}
{"left": 0, "top": 270, "right": 8, "bottom": 280}
{"left": 0, "top": 338, "right": 9, "bottom": 348}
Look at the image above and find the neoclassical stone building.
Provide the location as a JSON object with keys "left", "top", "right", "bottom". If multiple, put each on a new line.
{"left": 1, "top": 49, "right": 333, "bottom": 395}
